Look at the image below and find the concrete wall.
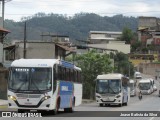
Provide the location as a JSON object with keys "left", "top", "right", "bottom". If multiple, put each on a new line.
{"left": 15, "top": 42, "right": 55, "bottom": 59}
{"left": 138, "top": 63, "right": 160, "bottom": 77}
{"left": 138, "top": 17, "right": 157, "bottom": 28}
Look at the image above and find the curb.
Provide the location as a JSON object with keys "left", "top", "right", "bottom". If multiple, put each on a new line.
{"left": 82, "top": 99, "right": 95, "bottom": 104}
{"left": 0, "top": 105, "right": 7, "bottom": 109}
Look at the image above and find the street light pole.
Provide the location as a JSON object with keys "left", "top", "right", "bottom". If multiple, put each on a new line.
{"left": 129, "top": 62, "right": 130, "bottom": 78}
{"left": 128, "top": 61, "right": 132, "bottom": 78}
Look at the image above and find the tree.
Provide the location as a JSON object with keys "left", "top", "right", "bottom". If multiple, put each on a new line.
{"left": 131, "top": 41, "right": 142, "bottom": 52}
{"left": 74, "top": 50, "right": 113, "bottom": 99}
{"left": 114, "top": 52, "right": 134, "bottom": 77}
{"left": 120, "top": 27, "right": 134, "bottom": 44}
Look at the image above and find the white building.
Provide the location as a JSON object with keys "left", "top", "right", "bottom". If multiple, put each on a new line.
{"left": 88, "top": 31, "right": 130, "bottom": 54}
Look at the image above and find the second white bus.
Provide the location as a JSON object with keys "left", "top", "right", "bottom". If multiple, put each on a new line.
{"left": 95, "top": 73, "right": 130, "bottom": 107}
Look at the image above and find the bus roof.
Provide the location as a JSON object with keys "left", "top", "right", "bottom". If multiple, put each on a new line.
{"left": 97, "top": 73, "right": 124, "bottom": 80}
{"left": 11, "top": 59, "right": 81, "bottom": 70}
{"left": 139, "top": 79, "right": 150, "bottom": 83}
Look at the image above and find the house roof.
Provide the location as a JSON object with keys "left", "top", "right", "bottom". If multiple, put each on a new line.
{"left": 56, "top": 44, "right": 75, "bottom": 52}
{"left": 4, "top": 42, "right": 75, "bottom": 52}
{"left": 138, "top": 27, "right": 149, "bottom": 31}
{"left": 3, "top": 45, "right": 15, "bottom": 50}
{"left": 90, "top": 31, "right": 122, "bottom": 34}
{"left": 0, "top": 27, "right": 10, "bottom": 33}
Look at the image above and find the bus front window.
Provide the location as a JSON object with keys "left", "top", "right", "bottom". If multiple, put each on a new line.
{"left": 9, "top": 68, "right": 29, "bottom": 91}
{"left": 96, "top": 80, "right": 108, "bottom": 94}
{"left": 9, "top": 67, "right": 52, "bottom": 92}
{"left": 139, "top": 83, "right": 150, "bottom": 90}
{"left": 96, "top": 79, "right": 121, "bottom": 94}
{"left": 30, "top": 68, "right": 52, "bottom": 90}
{"left": 109, "top": 80, "right": 121, "bottom": 94}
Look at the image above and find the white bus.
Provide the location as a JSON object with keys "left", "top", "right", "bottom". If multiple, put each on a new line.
{"left": 95, "top": 73, "right": 130, "bottom": 107}
{"left": 138, "top": 79, "right": 152, "bottom": 94}
{"left": 129, "top": 79, "right": 136, "bottom": 96}
{"left": 8, "top": 59, "right": 82, "bottom": 114}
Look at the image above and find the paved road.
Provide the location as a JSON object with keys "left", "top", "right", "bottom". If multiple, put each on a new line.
{"left": 0, "top": 78, "right": 160, "bottom": 120}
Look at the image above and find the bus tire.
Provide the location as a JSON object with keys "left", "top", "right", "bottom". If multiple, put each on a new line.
{"left": 119, "top": 103, "right": 122, "bottom": 107}
{"left": 18, "top": 109, "right": 24, "bottom": 113}
{"left": 125, "top": 102, "right": 128, "bottom": 106}
{"left": 18, "top": 109, "right": 30, "bottom": 113}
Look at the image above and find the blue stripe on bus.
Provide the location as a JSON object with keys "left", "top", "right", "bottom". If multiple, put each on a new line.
{"left": 60, "top": 60, "right": 74, "bottom": 68}
{"left": 59, "top": 81, "right": 74, "bottom": 108}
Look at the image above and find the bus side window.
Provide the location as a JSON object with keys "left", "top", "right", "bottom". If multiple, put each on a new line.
{"left": 79, "top": 71, "right": 82, "bottom": 83}
{"left": 64, "top": 68, "right": 66, "bottom": 81}
{"left": 70, "top": 69, "right": 73, "bottom": 82}
{"left": 61, "top": 67, "right": 64, "bottom": 80}
{"left": 77, "top": 71, "right": 80, "bottom": 83}
{"left": 66, "top": 68, "right": 69, "bottom": 81}
{"left": 68, "top": 69, "right": 71, "bottom": 81}
{"left": 74, "top": 70, "right": 77, "bottom": 82}
{"left": 58, "top": 65, "right": 60, "bottom": 80}
{"left": 53, "top": 64, "right": 58, "bottom": 92}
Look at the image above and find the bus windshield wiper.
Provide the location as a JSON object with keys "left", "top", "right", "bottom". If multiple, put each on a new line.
{"left": 31, "top": 80, "right": 41, "bottom": 93}
{"left": 15, "top": 82, "right": 26, "bottom": 93}
{"left": 108, "top": 86, "right": 117, "bottom": 94}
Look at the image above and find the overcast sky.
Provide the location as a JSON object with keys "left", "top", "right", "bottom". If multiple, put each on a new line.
{"left": 3, "top": 0, "right": 160, "bottom": 21}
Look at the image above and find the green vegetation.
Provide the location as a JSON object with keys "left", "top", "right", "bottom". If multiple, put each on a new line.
{"left": 72, "top": 50, "right": 113, "bottom": 99}
{"left": 4, "top": 13, "right": 138, "bottom": 42}
{"left": 67, "top": 50, "right": 134, "bottom": 99}
{"left": 120, "top": 27, "right": 134, "bottom": 44}
{"left": 113, "top": 52, "right": 134, "bottom": 78}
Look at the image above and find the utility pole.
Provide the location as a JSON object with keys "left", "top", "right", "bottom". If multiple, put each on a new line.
{"left": 23, "top": 21, "right": 27, "bottom": 59}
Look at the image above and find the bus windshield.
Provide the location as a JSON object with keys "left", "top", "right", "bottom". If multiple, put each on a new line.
{"left": 96, "top": 79, "right": 121, "bottom": 94}
{"left": 9, "top": 67, "right": 52, "bottom": 92}
{"left": 139, "top": 83, "right": 150, "bottom": 90}
{"left": 129, "top": 83, "right": 134, "bottom": 90}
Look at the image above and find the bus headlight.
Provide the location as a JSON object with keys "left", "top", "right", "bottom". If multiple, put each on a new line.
{"left": 116, "top": 95, "right": 121, "bottom": 98}
{"left": 96, "top": 95, "right": 101, "bottom": 98}
{"left": 41, "top": 96, "right": 51, "bottom": 102}
{"left": 8, "top": 95, "right": 17, "bottom": 101}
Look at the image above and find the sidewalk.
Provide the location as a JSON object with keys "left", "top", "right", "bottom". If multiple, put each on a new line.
{"left": 0, "top": 99, "right": 8, "bottom": 106}
{"left": 82, "top": 99, "right": 95, "bottom": 104}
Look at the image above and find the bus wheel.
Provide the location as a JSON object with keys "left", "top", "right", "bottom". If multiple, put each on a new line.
{"left": 18, "top": 109, "right": 29, "bottom": 113}
{"left": 125, "top": 102, "right": 128, "bottom": 106}
{"left": 18, "top": 109, "right": 24, "bottom": 113}
{"left": 99, "top": 103, "right": 103, "bottom": 107}
{"left": 64, "top": 99, "right": 75, "bottom": 113}
{"left": 119, "top": 103, "right": 122, "bottom": 107}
